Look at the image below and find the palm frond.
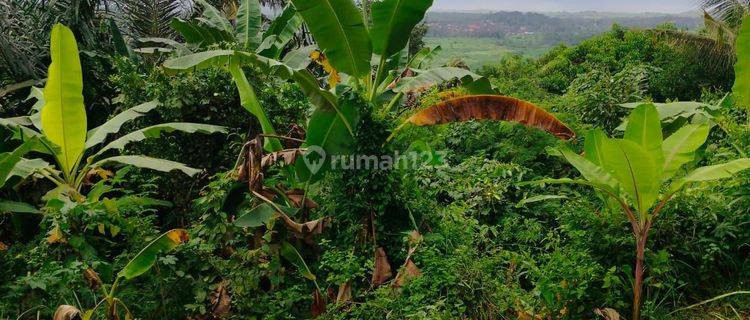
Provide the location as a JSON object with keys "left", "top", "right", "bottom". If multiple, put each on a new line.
{"left": 703, "top": 10, "right": 737, "bottom": 45}
{"left": 0, "top": 0, "right": 56, "bottom": 83}
{"left": 654, "top": 2, "right": 749, "bottom": 72}
{"left": 650, "top": 28, "right": 736, "bottom": 71}
{"left": 699, "top": 0, "right": 749, "bottom": 29}
{"left": 122, "top": 0, "right": 184, "bottom": 39}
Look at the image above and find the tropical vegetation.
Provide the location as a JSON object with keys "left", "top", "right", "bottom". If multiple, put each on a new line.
{"left": 1, "top": 0, "right": 750, "bottom": 319}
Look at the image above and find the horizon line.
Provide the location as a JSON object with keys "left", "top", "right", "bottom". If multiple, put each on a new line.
{"left": 428, "top": 9, "right": 701, "bottom": 15}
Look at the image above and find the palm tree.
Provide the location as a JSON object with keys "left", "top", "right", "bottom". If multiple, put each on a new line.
{"left": 702, "top": 0, "right": 749, "bottom": 29}
{"left": 655, "top": 1, "right": 748, "bottom": 69}
{"left": 120, "top": 0, "right": 183, "bottom": 39}
{"left": 0, "top": 0, "right": 113, "bottom": 92}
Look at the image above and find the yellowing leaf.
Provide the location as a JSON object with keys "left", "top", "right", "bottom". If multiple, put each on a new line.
{"left": 310, "top": 50, "right": 341, "bottom": 87}
{"left": 327, "top": 72, "right": 341, "bottom": 88}
{"left": 82, "top": 310, "right": 94, "bottom": 320}
{"left": 97, "top": 169, "right": 114, "bottom": 179}
{"left": 110, "top": 225, "right": 121, "bottom": 237}
{"left": 47, "top": 224, "right": 66, "bottom": 244}
{"left": 310, "top": 50, "right": 322, "bottom": 61}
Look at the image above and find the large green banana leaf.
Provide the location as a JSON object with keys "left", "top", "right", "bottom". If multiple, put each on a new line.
{"left": 290, "top": 0, "right": 372, "bottom": 77}
{"left": 258, "top": 4, "right": 304, "bottom": 59}
{"left": 119, "top": 229, "right": 189, "bottom": 280}
{"left": 7, "top": 158, "right": 52, "bottom": 184}
{"left": 165, "top": 50, "right": 268, "bottom": 73}
{"left": 85, "top": 101, "right": 160, "bottom": 149}
{"left": 661, "top": 124, "right": 710, "bottom": 181}
{"left": 93, "top": 156, "right": 201, "bottom": 177}
{"left": 582, "top": 129, "right": 625, "bottom": 214}
{"left": 393, "top": 67, "right": 494, "bottom": 94}
{"left": 600, "top": 139, "right": 660, "bottom": 214}
{"left": 227, "top": 63, "right": 283, "bottom": 151}
{"left": 583, "top": 129, "right": 607, "bottom": 166}
{"left": 170, "top": 18, "right": 233, "bottom": 47}
{"left": 0, "top": 118, "right": 41, "bottom": 139}
{"left": 234, "top": 204, "right": 277, "bottom": 228}
{"left": 557, "top": 146, "right": 620, "bottom": 195}
{"left": 41, "top": 24, "right": 87, "bottom": 177}
{"left": 236, "top": 0, "right": 262, "bottom": 49}
{"left": 306, "top": 93, "right": 360, "bottom": 156}
{"left": 668, "top": 159, "right": 750, "bottom": 194}
{"left": 94, "top": 123, "right": 227, "bottom": 157}
{"left": 164, "top": 50, "right": 349, "bottom": 135}
{"left": 371, "top": 0, "right": 433, "bottom": 57}
{"left": 282, "top": 46, "right": 316, "bottom": 70}
{"left": 733, "top": 15, "right": 750, "bottom": 108}
{"left": 407, "top": 46, "right": 442, "bottom": 70}
{"left": 195, "top": 0, "right": 233, "bottom": 33}
{"left": 296, "top": 91, "right": 360, "bottom": 182}
{"left": 0, "top": 119, "right": 58, "bottom": 156}
{"left": 624, "top": 104, "right": 664, "bottom": 169}
{"left": 0, "top": 138, "right": 41, "bottom": 188}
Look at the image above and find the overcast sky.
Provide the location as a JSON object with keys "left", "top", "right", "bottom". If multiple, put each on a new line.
{"left": 431, "top": 0, "right": 697, "bottom": 13}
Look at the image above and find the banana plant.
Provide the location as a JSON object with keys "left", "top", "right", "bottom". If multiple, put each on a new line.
{"left": 157, "top": 0, "right": 313, "bottom": 151}
{"left": 617, "top": 100, "right": 723, "bottom": 133}
{"left": 164, "top": 0, "right": 491, "bottom": 162}
{"left": 289, "top": 0, "right": 494, "bottom": 106}
{"left": 0, "top": 24, "right": 226, "bottom": 199}
{"left": 531, "top": 104, "right": 750, "bottom": 319}
{"left": 56, "top": 229, "right": 190, "bottom": 320}
{"left": 144, "top": 0, "right": 303, "bottom": 59}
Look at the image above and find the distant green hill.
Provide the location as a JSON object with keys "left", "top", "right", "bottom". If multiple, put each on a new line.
{"left": 426, "top": 11, "right": 701, "bottom": 45}
{"left": 424, "top": 11, "right": 703, "bottom": 69}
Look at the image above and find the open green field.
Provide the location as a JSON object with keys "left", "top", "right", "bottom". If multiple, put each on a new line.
{"left": 425, "top": 37, "right": 554, "bottom": 69}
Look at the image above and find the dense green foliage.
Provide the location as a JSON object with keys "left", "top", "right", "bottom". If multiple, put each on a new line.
{"left": 1, "top": 2, "right": 750, "bottom": 320}
{"left": 482, "top": 25, "right": 734, "bottom": 133}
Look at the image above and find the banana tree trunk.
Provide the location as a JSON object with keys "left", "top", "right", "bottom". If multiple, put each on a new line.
{"left": 632, "top": 225, "right": 651, "bottom": 320}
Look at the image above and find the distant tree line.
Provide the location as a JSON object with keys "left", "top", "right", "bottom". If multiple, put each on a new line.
{"left": 426, "top": 11, "right": 702, "bottom": 45}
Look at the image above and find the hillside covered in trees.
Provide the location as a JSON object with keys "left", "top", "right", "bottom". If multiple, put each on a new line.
{"left": 426, "top": 11, "right": 702, "bottom": 45}
{"left": 1, "top": 0, "right": 750, "bottom": 319}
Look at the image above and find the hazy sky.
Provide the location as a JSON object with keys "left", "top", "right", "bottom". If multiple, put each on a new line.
{"left": 431, "top": 0, "right": 696, "bottom": 13}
